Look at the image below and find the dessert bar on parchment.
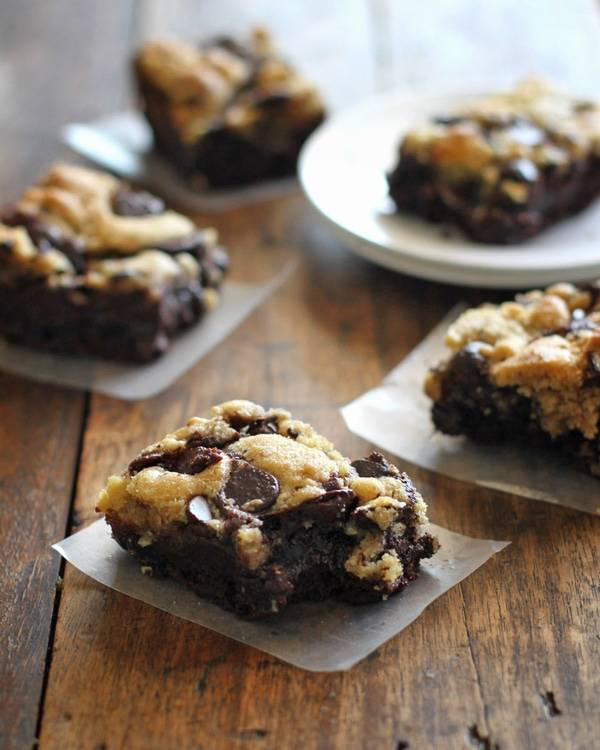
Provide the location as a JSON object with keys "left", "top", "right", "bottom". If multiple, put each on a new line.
{"left": 0, "top": 164, "right": 227, "bottom": 362}
{"left": 135, "top": 28, "right": 325, "bottom": 188}
{"left": 388, "top": 79, "right": 600, "bottom": 243}
{"left": 426, "top": 281, "right": 600, "bottom": 475}
{"left": 96, "top": 400, "right": 439, "bottom": 618}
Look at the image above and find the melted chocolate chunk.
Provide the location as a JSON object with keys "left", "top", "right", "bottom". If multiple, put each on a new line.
{"left": 177, "top": 445, "right": 223, "bottom": 474}
{"left": 129, "top": 445, "right": 222, "bottom": 475}
{"left": 186, "top": 432, "right": 240, "bottom": 449}
{"left": 352, "top": 452, "right": 397, "bottom": 478}
{"left": 223, "top": 460, "right": 279, "bottom": 512}
{"left": 299, "top": 488, "right": 355, "bottom": 523}
{"left": 112, "top": 186, "right": 165, "bottom": 217}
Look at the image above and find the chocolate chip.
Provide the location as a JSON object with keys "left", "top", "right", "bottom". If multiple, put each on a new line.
{"left": 352, "top": 452, "right": 397, "bottom": 478}
{"left": 187, "top": 496, "right": 212, "bottom": 523}
{"left": 300, "top": 488, "right": 355, "bottom": 523}
{"left": 223, "top": 460, "right": 279, "bottom": 512}
{"left": 129, "top": 445, "right": 222, "bottom": 475}
{"left": 112, "top": 186, "right": 165, "bottom": 217}
{"left": 128, "top": 450, "right": 171, "bottom": 475}
{"left": 176, "top": 445, "right": 222, "bottom": 475}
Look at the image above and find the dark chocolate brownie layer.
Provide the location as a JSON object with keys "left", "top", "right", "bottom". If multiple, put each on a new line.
{"left": 388, "top": 79, "right": 600, "bottom": 244}
{"left": 426, "top": 282, "right": 600, "bottom": 475}
{"left": 0, "top": 164, "right": 227, "bottom": 362}
{"left": 97, "top": 401, "right": 439, "bottom": 617}
{"left": 134, "top": 29, "right": 325, "bottom": 188}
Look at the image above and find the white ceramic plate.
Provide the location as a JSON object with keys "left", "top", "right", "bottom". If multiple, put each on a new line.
{"left": 298, "top": 90, "right": 600, "bottom": 288}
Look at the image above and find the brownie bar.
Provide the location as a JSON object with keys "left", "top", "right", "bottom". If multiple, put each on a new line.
{"left": 96, "top": 400, "right": 439, "bottom": 618}
{"left": 0, "top": 164, "right": 227, "bottom": 362}
{"left": 134, "top": 28, "right": 325, "bottom": 188}
{"left": 425, "top": 282, "right": 600, "bottom": 475}
{"left": 388, "top": 79, "right": 600, "bottom": 243}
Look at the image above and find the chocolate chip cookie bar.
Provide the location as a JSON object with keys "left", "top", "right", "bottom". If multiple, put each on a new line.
{"left": 96, "top": 400, "right": 439, "bottom": 618}
{"left": 134, "top": 28, "right": 325, "bottom": 187}
{"left": 0, "top": 164, "right": 227, "bottom": 362}
{"left": 388, "top": 79, "right": 600, "bottom": 243}
{"left": 425, "top": 282, "right": 600, "bottom": 475}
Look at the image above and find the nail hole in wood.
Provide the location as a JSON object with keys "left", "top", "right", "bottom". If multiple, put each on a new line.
{"left": 540, "top": 690, "right": 562, "bottom": 718}
{"left": 467, "top": 724, "right": 499, "bottom": 750}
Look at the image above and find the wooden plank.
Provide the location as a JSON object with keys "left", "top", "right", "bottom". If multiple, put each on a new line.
{"left": 0, "top": 3, "right": 136, "bottom": 749}
{"left": 0, "top": 374, "right": 84, "bottom": 750}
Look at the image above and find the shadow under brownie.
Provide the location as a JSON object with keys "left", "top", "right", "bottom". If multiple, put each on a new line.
{"left": 134, "top": 27, "right": 325, "bottom": 188}
{"left": 425, "top": 281, "right": 600, "bottom": 475}
{"left": 96, "top": 400, "right": 439, "bottom": 618}
{"left": 388, "top": 78, "right": 600, "bottom": 244}
{"left": 0, "top": 164, "right": 227, "bottom": 362}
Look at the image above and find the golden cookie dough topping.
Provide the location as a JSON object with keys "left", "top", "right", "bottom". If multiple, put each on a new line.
{"left": 16, "top": 164, "right": 194, "bottom": 254}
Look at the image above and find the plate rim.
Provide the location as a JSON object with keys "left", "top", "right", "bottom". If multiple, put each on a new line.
{"left": 298, "top": 87, "right": 600, "bottom": 288}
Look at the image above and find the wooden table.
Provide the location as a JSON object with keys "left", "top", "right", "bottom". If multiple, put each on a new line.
{"left": 2, "top": 2, "right": 599, "bottom": 748}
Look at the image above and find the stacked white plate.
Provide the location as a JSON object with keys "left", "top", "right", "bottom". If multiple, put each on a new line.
{"left": 298, "top": 91, "right": 600, "bottom": 288}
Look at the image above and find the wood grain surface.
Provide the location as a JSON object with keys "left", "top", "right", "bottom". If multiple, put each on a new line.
{"left": 1, "top": 2, "right": 599, "bottom": 749}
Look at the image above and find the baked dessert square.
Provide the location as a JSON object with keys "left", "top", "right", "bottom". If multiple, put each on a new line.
{"left": 388, "top": 79, "right": 600, "bottom": 243}
{"left": 96, "top": 400, "right": 439, "bottom": 618}
{"left": 0, "top": 164, "right": 227, "bottom": 362}
{"left": 425, "top": 282, "right": 600, "bottom": 475}
{"left": 134, "top": 28, "right": 325, "bottom": 188}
